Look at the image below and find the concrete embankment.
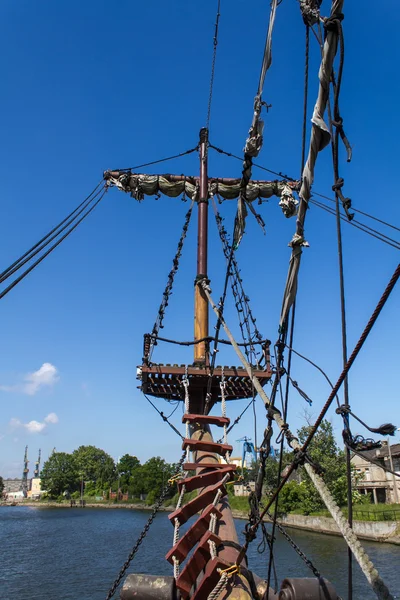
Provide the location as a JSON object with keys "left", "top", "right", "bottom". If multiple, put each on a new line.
{"left": 269, "top": 513, "right": 400, "bottom": 546}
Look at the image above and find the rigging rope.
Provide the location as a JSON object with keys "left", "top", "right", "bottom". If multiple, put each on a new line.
{"left": 0, "top": 184, "right": 108, "bottom": 301}
{"left": 0, "top": 180, "right": 104, "bottom": 284}
{"left": 200, "top": 275, "right": 397, "bottom": 599}
{"left": 309, "top": 198, "right": 400, "bottom": 250}
{"left": 206, "top": 0, "right": 221, "bottom": 130}
{"left": 209, "top": 143, "right": 400, "bottom": 249}
{"left": 325, "top": 21, "right": 354, "bottom": 595}
{"left": 211, "top": 194, "right": 264, "bottom": 366}
{"left": 233, "top": 0, "right": 280, "bottom": 247}
{"left": 143, "top": 394, "right": 184, "bottom": 440}
{"left": 111, "top": 146, "right": 198, "bottom": 173}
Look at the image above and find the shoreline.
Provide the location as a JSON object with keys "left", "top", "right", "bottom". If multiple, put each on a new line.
{"left": 3, "top": 502, "right": 400, "bottom": 546}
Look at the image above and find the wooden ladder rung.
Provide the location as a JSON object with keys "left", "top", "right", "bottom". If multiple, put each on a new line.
{"left": 165, "top": 505, "right": 222, "bottom": 565}
{"left": 176, "top": 531, "right": 221, "bottom": 598}
{"left": 178, "top": 465, "right": 235, "bottom": 493}
{"left": 182, "top": 439, "right": 232, "bottom": 457}
{"left": 182, "top": 414, "right": 230, "bottom": 427}
{"left": 168, "top": 480, "right": 227, "bottom": 526}
{"left": 184, "top": 462, "right": 237, "bottom": 471}
{"left": 190, "top": 556, "right": 231, "bottom": 600}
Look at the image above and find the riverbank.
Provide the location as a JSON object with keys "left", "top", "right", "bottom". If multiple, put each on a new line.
{"left": 3, "top": 501, "right": 400, "bottom": 546}
{"left": 1, "top": 501, "right": 173, "bottom": 511}
{"left": 232, "top": 510, "right": 400, "bottom": 546}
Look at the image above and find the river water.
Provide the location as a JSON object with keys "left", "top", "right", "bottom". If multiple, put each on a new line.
{"left": 0, "top": 506, "right": 399, "bottom": 599}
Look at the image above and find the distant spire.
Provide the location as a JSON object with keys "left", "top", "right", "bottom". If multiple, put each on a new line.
{"left": 21, "top": 446, "right": 29, "bottom": 496}
{"left": 34, "top": 449, "right": 41, "bottom": 478}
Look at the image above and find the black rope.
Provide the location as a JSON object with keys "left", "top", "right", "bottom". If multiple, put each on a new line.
{"left": 112, "top": 146, "right": 198, "bottom": 173}
{"left": 148, "top": 333, "right": 271, "bottom": 349}
{"left": 0, "top": 180, "right": 104, "bottom": 284}
{"left": 309, "top": 198, "right": 400, "bottom": 250}
{"left": 143, "top": 394, "right": 184, "bottom": 440}
{"left": 216, "top": 398, "right": 254, "bottom": 444}
{"left": 206, "top": 0, "right": 221, "bottom": 130}
{"left": 0, "top": 185, "right": 108, "bottom": 301}
{"left": 343, "top": 437, "right": 400, "bottom": 480}
{"left": 234, "top": 262, "right": 400, "bottom": 564}
{"left": 323, "top": 16, "right": 353, "bottom": 595}
{"left": 301, "top": 25, "right": 310, "bottom": 174}
{"left": 209, "top": 143, "right": 400, "bottom": 248}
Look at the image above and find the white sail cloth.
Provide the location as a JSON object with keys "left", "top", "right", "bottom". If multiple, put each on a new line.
{"left": 107, "top": 172, "right": 298, "bottom": 219}
{"left": 279, "top": 0, "right": 345, "bottom": 330}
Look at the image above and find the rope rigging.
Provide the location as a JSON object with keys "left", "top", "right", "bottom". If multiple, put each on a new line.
{"left": 198, "top": 261, "right": 398, "bottom": 598}
{"left": 0, "top": 180, "right": 104, "bottom": 284}
{"left": 233, "top": 0, "right": 280, "bottom": 248}
{"left": 111, "top": 146, "right": 198, "bottom": 174}
{"left": 0, "top": 182, "right": 108, "bottom": 301}
{"left": 211, "top": 194, "right": 265, "bottom": 367}
{"left": 205, "top": 0, "right": 222, "bottom": 130}
{"left": 209, "top": 143, "right": 400, "bottom": 251}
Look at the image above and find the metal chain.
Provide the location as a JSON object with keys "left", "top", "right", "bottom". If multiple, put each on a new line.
{"left": 104, "top": 452, "right": 186, "bottom": 600}
{"left": 147, "top": 202, "right": 194, "bottom": 362}
{"left": 212, "top": 197, "right": 264, "bottom": 365}
{"left": 243, "top": 478, "right": 321, "bottom": 579}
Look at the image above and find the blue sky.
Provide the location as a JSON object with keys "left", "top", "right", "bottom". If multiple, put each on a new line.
{"left": 0, "top": 1, "right": 399, "bottom": 478}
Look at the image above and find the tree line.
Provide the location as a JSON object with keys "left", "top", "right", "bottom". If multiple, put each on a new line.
{"left": 249, "top": 420, "right": 366, "bottom": 515}
{"left": 2, "top": 420, "right": 364, "bottom": 512}
{"left": 39, "top": 446, "right": 178, "bottom": 502}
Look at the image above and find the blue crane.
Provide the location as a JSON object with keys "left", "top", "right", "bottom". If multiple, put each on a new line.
{"left": 236, "top": 436, "right": 257, "bottom": 471}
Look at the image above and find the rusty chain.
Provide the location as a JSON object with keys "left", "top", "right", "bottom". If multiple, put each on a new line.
{"left": 145, "top": 201, "right": 194, "bottom": 363}
{"left": 213, "top": 205, "right": 264, "bottom": 366}
{"left": 104, "top": 452, "right": 186, "bottom": 600}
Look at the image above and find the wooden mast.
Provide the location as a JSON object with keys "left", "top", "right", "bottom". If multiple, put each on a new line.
{"left": 194, "top": 127, "right": 209, "bottom": 367}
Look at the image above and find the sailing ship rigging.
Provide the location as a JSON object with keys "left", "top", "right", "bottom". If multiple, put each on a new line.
{"left": 1, "top": 0, "right": 399, "bottom": 599}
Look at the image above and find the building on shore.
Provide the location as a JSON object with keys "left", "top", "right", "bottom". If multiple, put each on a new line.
{"left": 3, "top": 478, "right": 32, "bottom": 500}
{"left": 351, "top": 441, "right": 400, "bottom": 504}
{"left": 27, "top": 478, "right": 45, "bottom": 499}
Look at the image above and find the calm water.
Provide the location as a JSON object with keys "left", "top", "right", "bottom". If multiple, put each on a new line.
{"left": 0, "top": 506, "right": 399, "bottom": 599}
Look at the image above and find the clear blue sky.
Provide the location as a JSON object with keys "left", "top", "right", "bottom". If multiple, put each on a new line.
{"left": 0, "top": 0, "right": 399, "bottom": 478}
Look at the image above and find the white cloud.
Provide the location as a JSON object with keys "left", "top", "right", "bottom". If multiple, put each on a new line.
{"left": 44, "top": 412, "right": 58, "bottom": 424}
{"left": 23, "top": 363, "right": 59, "bottom": 395}
{"left": 25, "top": 420, "right": 47, "bottom": 434}
{"left": 0, "top": 363, "right": 59, "bottom": 396}
{"left": 9, "top": 412, "right": 59, "bottom": 435}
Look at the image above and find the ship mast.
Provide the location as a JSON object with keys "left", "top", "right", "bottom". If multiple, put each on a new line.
{"left": 194, "top": 127, "right": 209, "bottom": 368}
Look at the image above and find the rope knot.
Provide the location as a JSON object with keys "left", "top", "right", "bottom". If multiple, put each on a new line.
{"left": 324, "top": 13, "right": 344, "bottom": 32}
{"left": 335, "top": 404, "right": 351, "bottom": 415}
{"left": 293, "top": 450, "right": 306, "bottom": 469}
{"left": 332, "top": 177, "right": 344, "bottom": 191}
{"left": 332, "top": 117, "right": 343, "bottom": 130}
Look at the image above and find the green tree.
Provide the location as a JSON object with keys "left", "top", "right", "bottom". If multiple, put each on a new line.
{"left": 296, "top": 419, "right": 346, "bottom": 514}
{"left": 118, "top": 454, "right": 141, "bottom": 492}
{"left": 139, "top": 456, "right": 175, "bottom": 499}
{"left": 72, "top": 445, "right": 115, "bottom": 488}
{"left": 118, "top": 454, "right": 140, "bottom": 475}
{"left": 40, "top": 452, "right": 80, "bottom": 498}
{"left": 0, "top": 476, "right": 4, "bottom": 496}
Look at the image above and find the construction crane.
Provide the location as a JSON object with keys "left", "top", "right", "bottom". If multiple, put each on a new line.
{"left": 236, "top": 436, "right": 257, "bottom": 472}
{"left": 34, "top": 449, "right": 41, "bottom": 478}
{"left": 21, "top": 445, "right": 29, "bottom": 497}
